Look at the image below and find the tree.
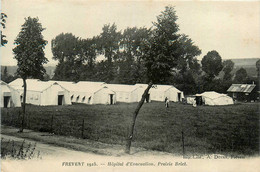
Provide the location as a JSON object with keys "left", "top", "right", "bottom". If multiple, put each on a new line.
{"left": 77, "top": 37, "right": 99, "bottom": 81}
{"left": 222, "top": 60, "right": 234, "bottom": 81}
{"left": 234, "top": 68, "right": 248, "bottom": 84}
{"left": 116, "top": 27, "right": 151, "bottom": 84}
{"left": 13, "top": 17, "right": 48, "bottom": 132}
{"left": 1, "top": 13, "right": 8, "bottom": 46}
{"left": 51, "top": 33, "right": 79, "bottom": 63}
{"left": 173, "top": 34, "right": 201, "bottom": 94}
{"left": 219, "top": 60, "right": 235, "bottom": 93}
{"left": 97, "top": 23, "right": 121, "bottom": 82}
{"left": 201, "top": 50, "right": 223, "bottom": 78}
{"left": 51, "top": 33, "right": 84, "bottom": 81}
{"left": 126, "top": 6, "right": 187, "bottom": 153}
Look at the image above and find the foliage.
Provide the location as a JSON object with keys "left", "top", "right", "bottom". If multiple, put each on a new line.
{"left": 143, "top": 6, "right": 181, "bottom": 84}
{"left": 98, "top": 23, "right": 121, "bottom": 63}
{"left": 95, "top": 24, "right": 121, "bottom": 82}
{"left": 51, "top": 33, "right": 79, "bottom": 63}
{"left": 115, "top": 27, "right": 151, "bottom": 84}
{"left": 173, "top": 34, "right": 201, "bottom": 94}
{"left": 1, "top": 138, "right": 41, "bottom": 160}
{"left": 13, "top": 17, "right": 48, "bottom": 80}
{"left": 222, "top": 60, "right": 234, "bottom": 81}
{"left": 234, "top": 68, "right": 248, "bottom": 84}
{"left": 201, "top": 50, "right": 223, "bottom": 78}
{"left": 1, "top": 13, "right": 8, "bottom": 46}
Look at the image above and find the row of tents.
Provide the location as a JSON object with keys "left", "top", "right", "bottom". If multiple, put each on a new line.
{"left": 2, "top": 78, "right": 245, "bottom": 108}
{"left": 1, "top": 78, "right": 185, "bottom": 107}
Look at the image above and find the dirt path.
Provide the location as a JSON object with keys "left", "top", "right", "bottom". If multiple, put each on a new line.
{"left": 1, "top": 134, "right": 97, "bottom": 158}
{"left": 1, "top": 125, "right": 176, "bottom": 157}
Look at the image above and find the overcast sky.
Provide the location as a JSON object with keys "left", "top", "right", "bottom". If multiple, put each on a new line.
{"left": 1, "top": 0, "right": 260, "bottom": 66}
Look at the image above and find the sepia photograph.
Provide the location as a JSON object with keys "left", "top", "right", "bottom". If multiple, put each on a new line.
{"left": 1, "top": 0, "right": 259, "bottom": 171}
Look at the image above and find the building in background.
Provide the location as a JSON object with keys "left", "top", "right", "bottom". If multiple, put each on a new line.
{"left": 227, "top": 84, "right": 258, "bottom": 102}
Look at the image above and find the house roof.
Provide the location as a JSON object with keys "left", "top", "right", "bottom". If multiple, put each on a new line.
{"left": 227, "top": 84, "right": 256, "bottom": 93}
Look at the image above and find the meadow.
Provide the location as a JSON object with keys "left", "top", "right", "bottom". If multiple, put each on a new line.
{"left": 1, "top": 102, "right": 259, "bottom": 156}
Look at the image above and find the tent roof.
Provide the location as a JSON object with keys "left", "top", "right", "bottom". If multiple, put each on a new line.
{"left": 0, "top": 80, "right": 7, "bottom": 85}
{"left": 196, "top": 91, "right": 231, "bottom": 100}
{"left": 76, "top": 81, "right": 105, "bottom": 88}
{"left": 135, "top": 84, "right": 182, "bottom": 93}
{"left": 71, "top": 84, "right": 113, "bottom": 94}
{"left": 106, "top": 84, "right": 138, "bottom": 92}
{"left": 227, "top": 84, "right": 256, "bottom": 93}
{"left": 9, "top": 78, "right": 40, "bottom": 87}
{"left": 9, "top": 78, "right": 65, "bottom": 92}
{"left": 48, "top": 80, "right": 77, "bottom": 91}
{"left": 1, "top": 80, "right": 11, "bottom": 92}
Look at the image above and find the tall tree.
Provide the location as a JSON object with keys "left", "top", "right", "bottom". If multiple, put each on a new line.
{"left": 201, "top": 50, "right": 223, "bottom": 78}
{"left": 116, "top": 27, "right": 151, "bottom": 84}
{"left": 234, "top": 67, "right": 248, "bottom": 84}
{"left": 1, "top": 13, "right": 8, "bottom": 46}
{"left": 13, "top": 17, "right": 48, "bottom": 132}
{"left": 126, "top": 6, "right": 187, "bottom": 153}
{"left": 51, "top": 33, "right": 82, "bottom": 81}
{"left": 77, "top": 37, "right": 99, "bottom": 80}
{"left": 173, "top": 34, "right": 201, "bottom": 94}
{"left": 51, "top": 33, "right": 79, "bottom": 63}
{"left": 97, "top": 23, "right": 121, "bottom": 82}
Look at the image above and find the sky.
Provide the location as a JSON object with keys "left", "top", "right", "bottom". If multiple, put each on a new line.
{"left": 1, "top": 0, "right": 260, "bottom": 66}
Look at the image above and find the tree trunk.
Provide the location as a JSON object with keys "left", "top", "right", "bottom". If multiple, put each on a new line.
{"left": 125, "top": 82, "right": 153, "bottom": 154}
{"left": 19, "top": 78, "right": 27, "bottom": 132}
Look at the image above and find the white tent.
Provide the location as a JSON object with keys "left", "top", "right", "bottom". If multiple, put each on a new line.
{"left": 69, "top": 83, "right": 116, "bottom": 105}
{"left": 196, "top": 91, "right": 234, "bottom": 106}
{"left": 9, "top": 78, "right": 71, "bottom": 106}
{"left": 106, "top": 84, "right": 139, "bottom": 103}
{"left": 147, "top": 84, "right": 184, "bottom": 102}
{"left": 0, "top": 80, "right": 21, "bottom": 108}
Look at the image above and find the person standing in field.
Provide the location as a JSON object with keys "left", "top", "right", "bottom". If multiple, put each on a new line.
{"left": 165, "top": 97, "right": 169, "bottom": 108}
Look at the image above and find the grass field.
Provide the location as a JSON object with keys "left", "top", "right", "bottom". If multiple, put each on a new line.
{"left": 1, "top": 102, "right": 259, "bottom": 156}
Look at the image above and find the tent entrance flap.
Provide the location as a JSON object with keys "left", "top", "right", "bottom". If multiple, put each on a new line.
{"left": 4, "top": 96, "right": 11, "bottom": 108}
{"left": 178, "top": 93, "right": 181, "bottom": 102}
{"left": 58, "top": 95, "right": 64, "bottom": 105}
{"left": 110, "top": 94, "right": 113, "bottom": 105}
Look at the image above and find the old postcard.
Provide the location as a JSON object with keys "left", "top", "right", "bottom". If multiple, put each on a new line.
{"left": 1, "top": 0, "right": 259, "bottom": 171}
